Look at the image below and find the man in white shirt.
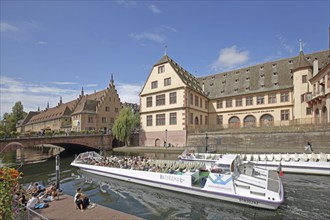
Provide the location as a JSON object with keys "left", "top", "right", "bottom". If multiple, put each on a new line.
{"left": 26, "top": 193, "right": 39, "bottom": 209}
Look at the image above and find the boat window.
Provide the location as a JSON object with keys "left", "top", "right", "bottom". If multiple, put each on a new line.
{"left": 211, "top": 164, "right": 231, "bottom": 174}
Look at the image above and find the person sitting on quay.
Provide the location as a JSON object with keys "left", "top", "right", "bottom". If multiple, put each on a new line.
{"left": 74, "top": 188, "right": 90, "bottom": 212}
{"left": 40, "top": 184, "right": 60, "bottom": 201}
{"left": 26, "top": 193, "right": 49, "bottom": 209}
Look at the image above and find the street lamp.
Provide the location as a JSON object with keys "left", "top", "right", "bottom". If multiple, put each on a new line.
{"left": 165, "top": 129, "right": 168, "bottom": 148}
{"left": 205, "top": 132, "right": 208, "bottom": 153}
{"left": 3, "top": 117, "right": 7, "bottom": 140}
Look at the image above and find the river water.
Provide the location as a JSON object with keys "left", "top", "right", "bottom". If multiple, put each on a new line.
{"left": 1, "top": 147, "right": 330, "bottom": 220}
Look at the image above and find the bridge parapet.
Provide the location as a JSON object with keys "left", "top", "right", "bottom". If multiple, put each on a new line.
{"left": 0, "top": 134, "right": 113, "bottom": 152}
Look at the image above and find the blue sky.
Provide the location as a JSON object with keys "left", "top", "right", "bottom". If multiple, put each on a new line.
{"left": 1, "top": 0, "right": 329, "bottom": 116}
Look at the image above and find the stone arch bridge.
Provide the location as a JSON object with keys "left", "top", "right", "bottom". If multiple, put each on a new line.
{"left": 0, "top": 134, "right": 113, "bottom": 152}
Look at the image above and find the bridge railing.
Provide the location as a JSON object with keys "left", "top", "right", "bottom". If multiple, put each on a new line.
{"left": 1, "top": 131, "right": 109, "bottom": 141}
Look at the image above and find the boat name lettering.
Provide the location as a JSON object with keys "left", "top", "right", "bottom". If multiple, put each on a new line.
{"left": 160, "top": 174, "right": 184, "bottom": 183}
{"left": 239, "top": 198, "right": 258, "bottom": 205}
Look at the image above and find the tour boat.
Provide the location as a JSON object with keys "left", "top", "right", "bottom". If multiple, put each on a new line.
{"left": 179, "top": 148, "right": 330, "bottom": 175}
{"left": 71, "top": 151, "right": 284, "bottom": 210}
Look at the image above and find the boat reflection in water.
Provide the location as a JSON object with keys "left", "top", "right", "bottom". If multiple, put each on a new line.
{"left": 0, "top": 144, "right": 64, "bottom": 167}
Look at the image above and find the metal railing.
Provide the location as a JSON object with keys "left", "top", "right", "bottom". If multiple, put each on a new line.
{"left": 13, "top": 201, "right": 48, "bottom": 220}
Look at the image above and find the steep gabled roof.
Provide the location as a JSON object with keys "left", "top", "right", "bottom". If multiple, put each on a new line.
{"left": 72, "top": 90, "right": 105, "bottom": 115}
{"left": 145, "top": 55, "right": 205, "bottom": 95}
{"left": 27, "top": 101, "right": 74, "bottom": 125}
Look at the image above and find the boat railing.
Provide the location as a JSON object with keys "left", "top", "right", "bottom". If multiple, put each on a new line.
{"left": 75, "top": 154, "right": 207, "bottom": 175}
{"left": 241, "top": 153, "right": 330, "bottom": 162}
{"left": 267, "top": 170, "right": 280, "bottom": 193}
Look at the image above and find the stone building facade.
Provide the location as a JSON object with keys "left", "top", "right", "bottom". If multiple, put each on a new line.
{"left": 139, "top": 49, "right": 330, "bottom": 147}
{"left": 17, "top": 76, "right": 122, "bottom": 134}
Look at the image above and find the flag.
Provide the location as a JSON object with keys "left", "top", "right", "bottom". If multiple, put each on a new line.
{"left": 277, "top": 162, "right": 284, "bottom": 177}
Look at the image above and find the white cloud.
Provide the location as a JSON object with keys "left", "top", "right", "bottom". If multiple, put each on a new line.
{"left": 0, "top": 76, "right": 81, "bottom": 115}
{"left": 0, "top": 22, "right": 19, "bottom": 32}
{"left": 210, "top": 45, "right": 250, "bottom": 71}
{"left": 116, "top": 82, "right": 142, "bottom": 104}
{"left": 86, "top": 84, "right": 98, "bottom": 87}
{"left": 278, "top": 36, "right": 293, "bottom": 53}
{"left": 160, "top": 25, "right": 178, "bottom": 32}
{"left": 50, "top": 81, "right": 78, "bottom": 85}
{"left": 129, "top": 32, "right": 165, "bottom": 44}
{"left": 37, "top": 41, "right": 47, "bottom": 45}
{"left": 148, "top": 5, "right": 161, "bottom": 14}
{"left": 115, "top": 0, "right": 137, "bottom": 7}
{"left": 0, "top": 76, "right": 141, "bottom": 117}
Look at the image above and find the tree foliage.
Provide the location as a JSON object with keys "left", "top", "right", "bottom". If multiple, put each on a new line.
{"left": 112, "top": 107, "right": 139, "bottom": 146}
{"left": 0, "top": 101, "right": 27, "bottom": 134}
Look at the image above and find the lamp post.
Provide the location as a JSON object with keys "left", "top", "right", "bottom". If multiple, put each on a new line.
{"left": 205, "top": 132, "right": 208, "bottom": 153}
{"left": 165, "top": 129, "right": 168, "bottom": 148}
{"left": 3, "top": 117, "right": 7, "bottom": 140}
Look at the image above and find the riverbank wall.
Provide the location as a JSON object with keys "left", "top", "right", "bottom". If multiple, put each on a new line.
{"left": 187, "top": 127, "right": 330, "bottom": 154}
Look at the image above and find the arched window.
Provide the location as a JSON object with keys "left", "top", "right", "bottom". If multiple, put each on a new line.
{"left": 228, "top": 116, "right": 240, "bottom": 128}
{"left": 155, "top": 138, "right": 160, "bottom": 147}
{"left": 244, "top": 115, "right": 256, "bottom": 127}
{"left": 321, "top": 106, "right": 328, "bottom": 123}
{"left": 195, "top": 116, "right": 199, "bottom": 125}
{"left": 315, "top": 108, "right": 320, "bottom": 124}
{"left": 260, "top": 114, "right": 274, "bottom": 127}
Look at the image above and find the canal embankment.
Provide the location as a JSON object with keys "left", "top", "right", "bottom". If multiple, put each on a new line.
{"left": 35, "top": 194, "right": 142, "bottom": 220}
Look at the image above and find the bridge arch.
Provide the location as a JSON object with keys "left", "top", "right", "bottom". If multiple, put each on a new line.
{"left": 1, "top": 142, "right": 25, "bottom": 153}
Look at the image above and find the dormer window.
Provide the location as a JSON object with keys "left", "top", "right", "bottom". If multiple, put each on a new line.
{"left": 236, "top": 71, "right": 239, "bottom": 74}
{"left": 224, "top": 73, "right": 227, "bottom": 77}
{"left": 272, "top": 63, "right": 277, "bottom": 68}
{"left": 211, "top": 76, "right": 215, "bottom": 80}
{"left": 260, "top": 74, "right": 264, "bottom": 78}
{"left": 273, "top": 72, "right": 278, "bottom": 76}
{"left": 246, "top": 77, "right": 250, "bottom": 81}
{"left": 210, "top": 83, "right": 214, "bottom": 86}
{"left": 158, "top": 65, "right": 165, "bottom": 73}
{"left": 288, "top": 60, "right": 293, "bottom": 64}
{"left": 220, "top": 90, "right": 224, "bottom": 94}
{"left": 260, "top": 66, "right": 264, "bottom": 70}
{"left": 274, "top": 82, "right": 279, "bottom": 86}
{"left": 235, "top": 79, "right": 239, "bottom": 82}
{"left": 234, "top": 88, "right": 238, "bottom": 92}
{"left": 222, "top": 80, "right": 226, "bottom": 84}
{"left": 246, "top": 69, "right": 250, "bottom": 73}
{"left": 246, "top": 87, "right": 250, "bottom": 91}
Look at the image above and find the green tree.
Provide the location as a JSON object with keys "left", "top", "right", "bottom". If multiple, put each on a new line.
{"left": 112, "top": 107, "right": 139, "bottom": 146}
{"left": 0, "top": 101, "right": 27, "bottom": 134}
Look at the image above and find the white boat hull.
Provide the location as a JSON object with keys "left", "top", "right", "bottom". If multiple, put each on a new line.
{"left": 71, "top": 162, "right": 283, "bottom": 210}
{"left": 180, "top": 158, "right": 330, "bottom": 175}
{"left": 179, "top": 151, "right": 330, "bottom": 175}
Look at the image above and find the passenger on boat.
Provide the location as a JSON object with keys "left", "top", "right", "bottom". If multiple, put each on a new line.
{"left": 305, "top": 142, "right": 313, "bottom": 153}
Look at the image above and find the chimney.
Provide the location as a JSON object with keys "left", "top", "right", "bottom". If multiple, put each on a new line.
{"left": 313, "top": 58, "right": 318, "bottom": 76}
